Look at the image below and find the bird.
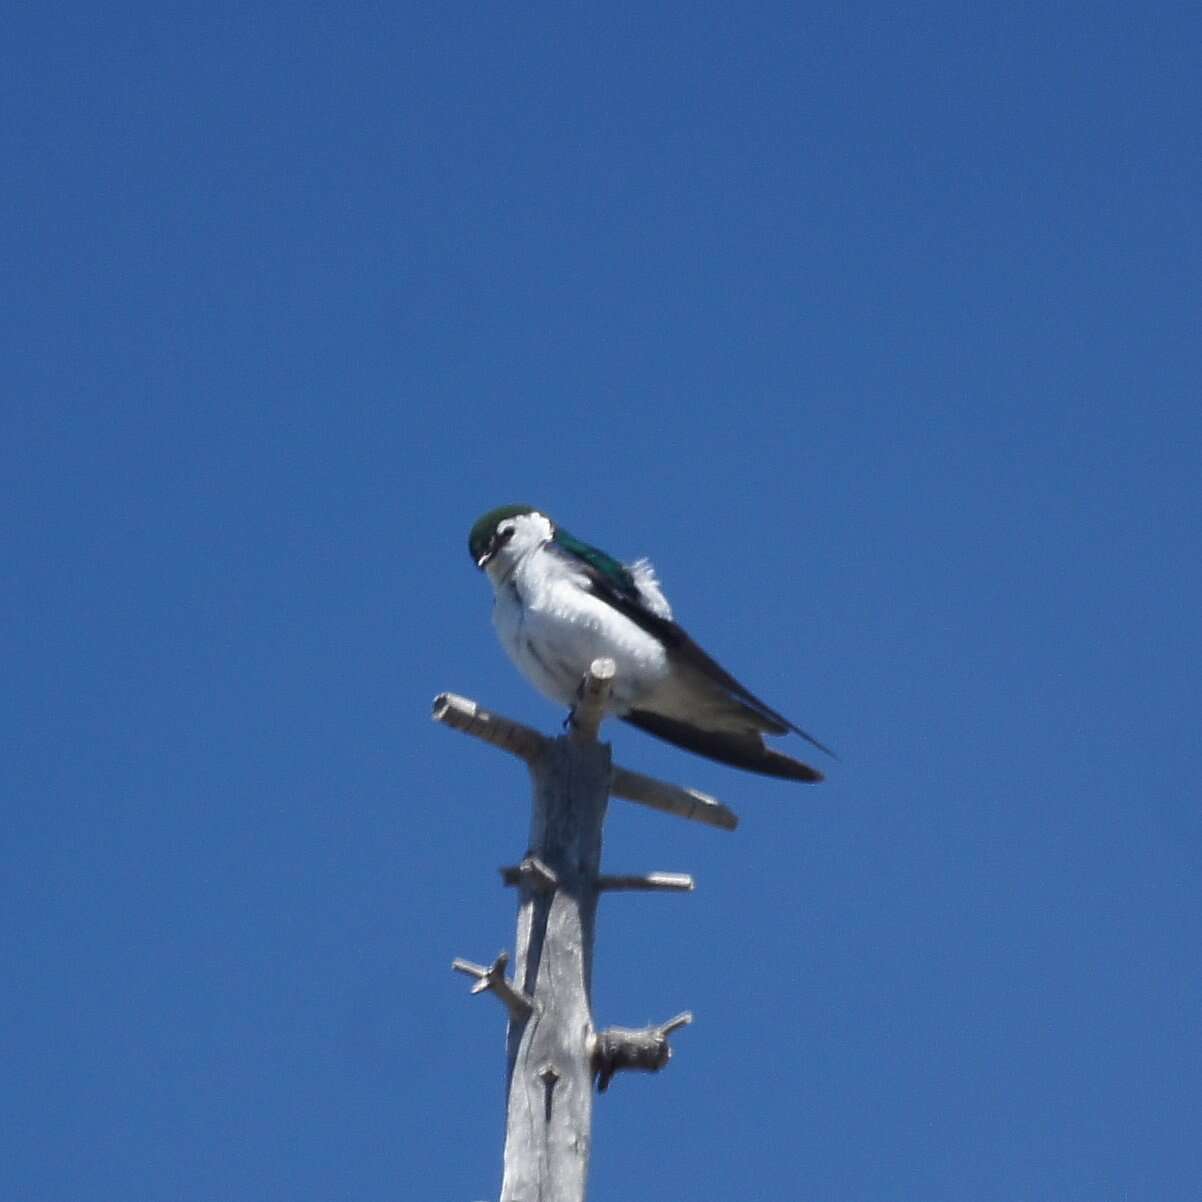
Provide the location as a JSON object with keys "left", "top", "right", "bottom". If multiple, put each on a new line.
{"left": 468, "top": 505, "right": 833, "bottom": 782}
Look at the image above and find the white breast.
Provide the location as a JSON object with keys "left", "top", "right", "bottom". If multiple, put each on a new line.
{"left": 491, "top": 547, "right": 670, "bottom": 713}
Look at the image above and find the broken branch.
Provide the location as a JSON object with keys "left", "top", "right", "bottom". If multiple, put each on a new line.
{"left": 591, "top": 1011, "right": 694, "bottom": 1092}
{"left": 451, "top": 951, "right": 534, "bottom": 1021}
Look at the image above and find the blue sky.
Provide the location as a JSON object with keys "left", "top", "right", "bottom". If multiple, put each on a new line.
{"left": 4, "top": 3, "right": 1201, "bottom": 1199}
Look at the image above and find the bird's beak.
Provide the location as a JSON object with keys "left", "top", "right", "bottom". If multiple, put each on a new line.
{"left": 475, "top": 536, "right": 496, "bottom": 569}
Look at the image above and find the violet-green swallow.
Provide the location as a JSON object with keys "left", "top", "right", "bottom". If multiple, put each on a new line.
{"left": 468, "top": 505, "right": 833, "bottom": 782}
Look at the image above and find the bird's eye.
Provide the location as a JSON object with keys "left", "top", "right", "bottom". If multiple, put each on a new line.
{"left": 497, "top": 525, "right": 516, "bottom": 544}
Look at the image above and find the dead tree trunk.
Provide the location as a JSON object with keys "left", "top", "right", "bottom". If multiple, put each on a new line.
{"left": 500, "top": 732, "right": 609, "bottom": 1200}
{"left": 438, "top": 660, "right": 735, "bottom": 1201}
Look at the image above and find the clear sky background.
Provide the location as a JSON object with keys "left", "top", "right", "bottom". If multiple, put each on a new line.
{"left": 4, "top": 4, "right": 1201, "bottom": 1200}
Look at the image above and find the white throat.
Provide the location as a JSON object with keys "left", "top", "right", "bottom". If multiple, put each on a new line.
{"left": 483, "top": 511, "right": 554, "bottom": 590}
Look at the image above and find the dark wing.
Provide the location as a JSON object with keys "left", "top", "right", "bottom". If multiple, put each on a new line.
{"left": 550, "top": 526, "right": 836, "bottom": 760}
{"left": 622, "top": 710, "right": 823, "bottom": 781}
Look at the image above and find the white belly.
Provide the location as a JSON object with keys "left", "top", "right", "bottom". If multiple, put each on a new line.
{"left": 493, "top": 568, "right": 669, "bottom": 713}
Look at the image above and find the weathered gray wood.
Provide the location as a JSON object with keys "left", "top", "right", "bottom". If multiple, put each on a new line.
{"left": 431, "top": 690, "right": 740, "bottom": 831}
{"left": 451, "top": 952, "right": 534, "bottom": 1021}
{"left": 431, "top": 692, "right": 548, "bottom": 764}
{"left": 597, "top": 871, "right": 695, "bottom": 892}
{"left": 498, "top": 856, "right": 559, "bottom": 890}
{"left": 610, "top": 766, "right": 739, "bottom": 830}
{"left": 569, "top": 655, "right": 615, "bottom": 741}
{"left": 436, "top": 663, "right": 702, "bottom": 1201}
{"left": 591, "top": 1012, "right": 694, "bottom": 1092}
{"left": 500, "top": 728, "right": 611, "bottom": 1202}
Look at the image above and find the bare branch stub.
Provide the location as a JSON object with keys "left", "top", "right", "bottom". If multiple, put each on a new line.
{"left": 591, "top": 1011, "right": 694, "bottom": 1092}
{"left": 499, "top": 856, "right": 559, "bottom": 891}
{"left": 610, "top": 766, "right": 739, "bottom": 831}
{"left": 570, "top": 658, "right": 616, "bottom": 743}
{"left": 451, "top": 951, "right": 535, "bottom": 1021}
{"left": 433, "top": 687, "right": 739, "bottom": 832}
{"left": 597, "top": 872, "right": 695, "bottom": 893}
{"left": 432, "top": 692, "right": 549, "bottom": 764}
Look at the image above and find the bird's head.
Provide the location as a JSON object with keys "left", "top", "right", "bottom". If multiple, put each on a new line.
{"left": 468, "top": 506, "right": 553, "bottom": 575}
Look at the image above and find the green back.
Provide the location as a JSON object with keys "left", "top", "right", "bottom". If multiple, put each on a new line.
{"left": 552, "top": 526, "right": 640, "bottom": 602}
